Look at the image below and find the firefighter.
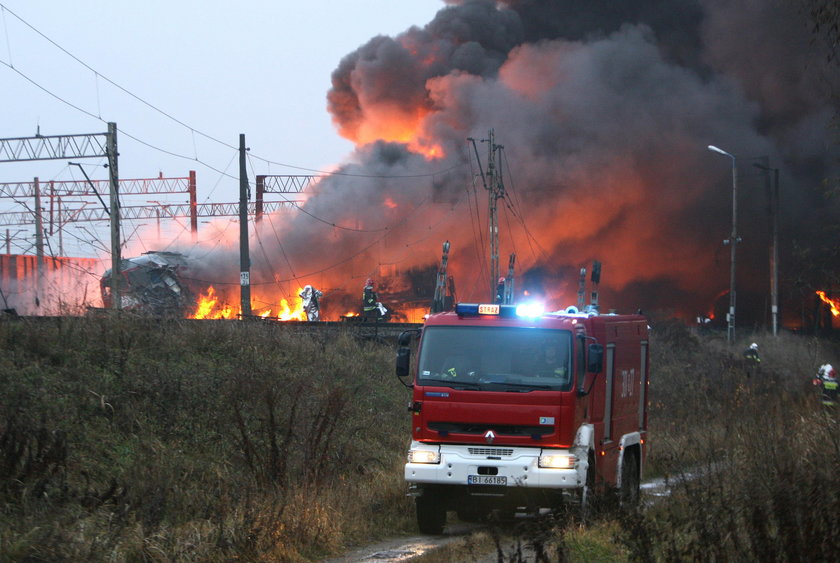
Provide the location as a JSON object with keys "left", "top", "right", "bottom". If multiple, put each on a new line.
{"left": 362, "top": 278, "right": 381, "bottom": 321}
{"left": 743, "top": 342, "right": 761, "bottom": 363}
{"left": 299, "top": 285, "right": 322, "bottom": 322}
{"left": 813, "top": 364, "right": 838, "bottom": 406}
{"left": 538, "top": 345, "right": 569, "bottom": 381}
{"left": 495, "top": 277, "right": 506, "bottom": 304}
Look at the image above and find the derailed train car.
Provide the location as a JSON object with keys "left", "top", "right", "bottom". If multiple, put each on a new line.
{"left": 100, "top": 251, "right": 199, "bottom": 315}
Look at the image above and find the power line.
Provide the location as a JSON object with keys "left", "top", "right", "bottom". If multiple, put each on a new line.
{"left": 0, "top": 3, "right": 466, "bottom": 181}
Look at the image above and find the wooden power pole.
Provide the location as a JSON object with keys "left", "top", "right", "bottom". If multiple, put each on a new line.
{"left": 469, "top": 129, "right": 506, "bottom": 302}
{"left": 106, "top": 122, "right": 121, "bottom": 309}
{"left": 238, "top": 134, "right": 252, "bottom": 318}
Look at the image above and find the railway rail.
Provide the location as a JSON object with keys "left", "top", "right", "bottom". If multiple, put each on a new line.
{"left": 2, "top": 310, "right": 422, "bottom": 340}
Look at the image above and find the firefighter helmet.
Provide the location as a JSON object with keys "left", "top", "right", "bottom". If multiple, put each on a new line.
{"left": 365, "top": 278, "right": 373, "bottom": 288}
{"left": 825, "top": 364, "right": 836, "bottom": 380}
{"left": 749, "top": 342, "right": 758, "bottom": 350}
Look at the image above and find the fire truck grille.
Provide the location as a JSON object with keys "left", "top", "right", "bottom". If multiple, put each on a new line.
{"left": 428, "top": 422, "right": 553, "bottom": 437}
{"left": 468, "top": 447, "right": 514, "bottom": 456}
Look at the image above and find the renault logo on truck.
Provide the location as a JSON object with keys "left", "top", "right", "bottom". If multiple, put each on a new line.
{"left": 484, "top": 430, "right": 496, "bottom": 444}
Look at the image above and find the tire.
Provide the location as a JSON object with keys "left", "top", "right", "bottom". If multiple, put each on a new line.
{"left": 416, "top": 493, "right": 446, "bottom": 535}
{"left": 620, "top": 449, "right": 640, "bottom": 507}
{"left": 577, "top": 450, "right": 596, "bottom": 522}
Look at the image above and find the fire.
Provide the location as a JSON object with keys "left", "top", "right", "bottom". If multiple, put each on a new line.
{"left": 191, "top": 286, "right": 307, "bottom": 321}
{"left": 275, "top": 294, "right": 307, "bottom": 321}
{"left": 410, "top": 140, "right": 444, "bottom": 160}
{"left": 349, "top": 105, "right": 444, "bottom": 160}
{"left": 193, "top": 286, "right": 234, "bottom": 319}
{"left": 816, "top": 291, "right": 840, "bottom": 317}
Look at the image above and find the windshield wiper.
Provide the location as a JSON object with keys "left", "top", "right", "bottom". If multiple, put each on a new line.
{"left": 481, "top": 381, "right": 555, "bottom": 392}
{"left": 420, "top": 378, "right": 482, "bottom": 389}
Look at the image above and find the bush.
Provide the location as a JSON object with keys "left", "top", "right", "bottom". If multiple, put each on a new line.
{"left": 0, "top": 316, "right": 414, "bottom": 561}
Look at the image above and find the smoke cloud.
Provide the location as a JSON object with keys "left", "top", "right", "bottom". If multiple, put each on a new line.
{"left": 222, "top": 0, "right": 839, "bottom": 322}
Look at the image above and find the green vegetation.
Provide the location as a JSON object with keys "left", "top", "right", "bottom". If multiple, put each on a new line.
{"left": 1, "top": 315, "right": 839, "bottom": 561}
{"left": 0, "top": 316, "right": 414, "bottom": 561}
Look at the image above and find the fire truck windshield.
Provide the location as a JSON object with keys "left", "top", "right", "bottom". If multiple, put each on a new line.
{"left": 417, "top": 326, "right": 573, "bottom": 392}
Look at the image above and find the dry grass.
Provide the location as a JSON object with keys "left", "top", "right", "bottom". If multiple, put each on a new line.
{"left": 0, "top": 316, "right": 414, "bottom": 561}
{"left": 2, "top": 314, "right": 839, "bottom": 561}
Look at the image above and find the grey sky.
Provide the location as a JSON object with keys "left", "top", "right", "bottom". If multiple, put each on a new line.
{"left": 0, "top": 1, "right": 443, "bottom": 256}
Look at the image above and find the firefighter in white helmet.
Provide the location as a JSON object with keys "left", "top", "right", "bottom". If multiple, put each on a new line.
{"left": 299, "top": 285, "right": 322, "bottom": 322}
{"left": 813, "top": 364, "right": 838, "bottom": 406}
{"left": 743, "top": 342, "right": 760, "bottom": 363}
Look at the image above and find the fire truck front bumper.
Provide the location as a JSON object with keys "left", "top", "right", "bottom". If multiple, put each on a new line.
{"left": 404, "top": 441, "right": 586, "bottom": 491}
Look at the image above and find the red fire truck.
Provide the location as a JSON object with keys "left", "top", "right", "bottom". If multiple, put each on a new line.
{"left": 396, "top": 302, "right": 649, "bottom": 533}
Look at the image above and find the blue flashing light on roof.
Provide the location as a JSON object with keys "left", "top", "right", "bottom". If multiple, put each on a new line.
{"left": 454, "top": 303, "right": 482, "bottom": 316}
{"left": 515, "top": 302, "right": 545, "bottom": 318}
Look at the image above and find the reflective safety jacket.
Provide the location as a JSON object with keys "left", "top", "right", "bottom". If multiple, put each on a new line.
{"left": 821, "top": 379, "right": 838, "bottom": 406}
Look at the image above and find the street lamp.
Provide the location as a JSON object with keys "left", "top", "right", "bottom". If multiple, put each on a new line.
{"left": 708, "top": 145, "right": 739, "bottom": 344}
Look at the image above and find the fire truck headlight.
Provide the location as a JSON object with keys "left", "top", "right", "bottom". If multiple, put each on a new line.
{"left": 538, "top": 453, "right": 576, "bottom": 469}
{"left": 408, "top": 448, "right": 441, "bottom": 464}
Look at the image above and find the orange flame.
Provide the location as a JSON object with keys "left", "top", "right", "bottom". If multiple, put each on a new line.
{"left": 816, "top": 291, "right": 840, "bottom": 317}
{"left": 275, "top": 293, "right": 307, "bottom": 321}
{"left": 193, "top": 286, "right": 234, "bottom": 319}
{"left": 191, "top": 286, "right": 308, "bottom": 321}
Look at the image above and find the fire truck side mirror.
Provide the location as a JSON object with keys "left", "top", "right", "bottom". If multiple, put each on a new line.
{"left": 587, "top": 343, "right": 604, "bottom": 373}
{"left": 396, "top": 347, "right": 412, "bottom": 380}
{"left": 398, "top": 331, "right": 414, "bottom": 347}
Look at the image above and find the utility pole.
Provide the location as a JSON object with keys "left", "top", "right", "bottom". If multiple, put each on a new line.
{"left": 504, "top": 253, "right": 515, "bottom": 304}
{"left": 106, "top": 122, "right": 121, "bottom": 309}
{"left": 589, "top": 261, "right": 601, "bottom": 312}
{"left": 431, "top": 240, "right": 450, "bottom": 313}
{"left": 33, "top": 177, "right": 43, "bottom": 307}
{"left": 0, "top": 123, "right": 122, "bottom": 308}
{"left": 576, "top": 267, "right": 587, "bottom": 311}
{"left": 754, "top": 160, "right": 780, "bottom": 336}
{"left": 238, "top": 134, "right": 252, "bottom": 318}
{"left": 468, "top": 130, "right": 506, "bottom": 301}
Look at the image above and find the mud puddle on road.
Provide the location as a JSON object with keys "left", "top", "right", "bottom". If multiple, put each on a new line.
{"left": 321, "top": 523, "right": 483, "bottom": 563}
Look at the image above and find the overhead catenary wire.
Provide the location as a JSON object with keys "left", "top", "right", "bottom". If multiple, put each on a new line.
{"left": 501, "top": 148, "right": 550, "bottom": 263}
{"left": 466, "top": 138, "right": 490, "bottom": 299}
{"left": 0, "top": 4, "right": 465, "bottom": 181}
{"left": 1, "top": 53, "right": 472, "bottom": 259}
{"left": 0, "top": 3, "right": 502, "bottom": 304}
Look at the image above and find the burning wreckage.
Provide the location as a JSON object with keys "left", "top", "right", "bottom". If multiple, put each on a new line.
{"left": 100, "top": 252, "right": 199, "bottom": 315}
{"left": 99, "top": 251, "right": 417, "bottom": 321}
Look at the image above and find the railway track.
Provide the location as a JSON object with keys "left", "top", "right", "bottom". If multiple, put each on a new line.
{"left": 3, "top": 311, "right": 422, "bottom": 340}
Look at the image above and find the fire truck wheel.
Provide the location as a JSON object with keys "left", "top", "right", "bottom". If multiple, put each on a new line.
{"left": 416, "top": 493, "right": 446, "bottom": 535}
{"left": 620, "top": 450, "right": 640, "bottom": 507}
{"left": 577, "top": 450, "right": 596, "bottom": 522}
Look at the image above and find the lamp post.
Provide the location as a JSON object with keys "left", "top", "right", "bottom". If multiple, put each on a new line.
{"left": 708, "top": 145, "right": 739, "bottom": 344}
{"left": 753, "top": 161, "right": 780, "bottom": 337}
